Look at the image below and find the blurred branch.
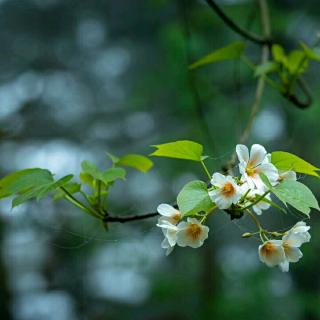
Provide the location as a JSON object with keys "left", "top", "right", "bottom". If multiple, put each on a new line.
{"left": 283, "top": 78, "right": 313, "bottom": 109}
{"left": 223, "top": 0, "right": 271, "bottom": 172}
{"left": 205, "top": 0, "right": 271, "bottom": 46}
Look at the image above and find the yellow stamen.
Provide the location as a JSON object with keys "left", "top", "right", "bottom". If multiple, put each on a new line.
{"left": 221, "top": 182, "right": 236, "bottom": 197}
{"left": 186, "top": 223, "right": 202, "bottom": 240}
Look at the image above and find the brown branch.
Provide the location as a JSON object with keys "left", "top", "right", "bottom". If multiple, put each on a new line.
{"left": 103, "top": 212, "right": 159, "bottom": 223}
{"left": 205, "top": 0, "right": 271, "bottom": 46}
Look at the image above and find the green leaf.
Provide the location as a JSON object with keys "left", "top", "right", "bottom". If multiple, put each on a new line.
{"left": 272, "top": 44, "right": 286, "bottom": 64}
{"left": 12, "top": 186, "right": 45, "bottom": 207}
{"left": 0, "top": 168, "right": 54, "bottom": 199}
{"left": 54, "top": 182, "right": 81, "bottom": 200}
{"left": 272, "top": 180, "right": 319, "bottom": 216}
{"left": 150, "top": 140, "right": 204, "bottom": 162}
{"left": 100, "top": 168, "right": 126, "bottom": 184}
{"left": 287, "top": 50, "right": 308, "bottom": 74}
{"left": 271, "top": 151, "right": 319, "bottom": 177}
{"left": 189, "top": 41, "right": 245, "bottom": 70}
{"left": 36, "top": 174, "right": 74, "bottom": 200}
{"left": 80, "top": 172, "right": 94, "bottom": 186}
{"left": 177, "top": 180, "right": 213, "bottom": 216}
{"left": 116, "top": 154, "right": 153, "bottom": 173}
{"left": 300, "top": 42, "right": 320, "bottom": 63}
{"left": 254, "top": 61, "right": 279, "bottom": 77}
{"left": 81, "top": 161, "right": 101, "bottom": 180}
{"left": 106, "top": 152, "right": 119, "bottom": 164}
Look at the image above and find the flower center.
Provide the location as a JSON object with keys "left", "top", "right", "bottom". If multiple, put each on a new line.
{"left": 221, "top": 182, "right": 235, "bottom": 197}
{"left": 245, "top": 165, "right": 256, "bottom": 177}
{"left": 171, "top": 213, "right": 181, "bottom": 224}
{"left": 261, "top": 242, "right": 277, "bottom": 257}
{"left": 186, "top": 223, "right": 202, "bottom": 240}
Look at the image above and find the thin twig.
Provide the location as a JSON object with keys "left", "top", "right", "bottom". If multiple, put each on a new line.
{"left": 103, "top": 212, "right": 159, "bottom": 223}
{"left": 205, "top": 0, "right": 271, "bottom": 46}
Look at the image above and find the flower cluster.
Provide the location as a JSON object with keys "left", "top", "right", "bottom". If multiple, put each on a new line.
{"left": 259, "top": 222, "right": 310, "bottom": 272}
{"left": 156, "top": 143, "right": 313, "bottom": 272}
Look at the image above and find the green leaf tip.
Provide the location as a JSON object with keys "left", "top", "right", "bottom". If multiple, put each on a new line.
{"left": 189, "top": 41, "right": 245, "bottom": 70}
{"left": 271, "top": 151, "right": 319, "bottom": 177}
{"left": 150, "top": 140, "right": 204, "bottom": 162}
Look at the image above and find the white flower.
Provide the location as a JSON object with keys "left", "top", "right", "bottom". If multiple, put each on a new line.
{"left": 157, "top": 220, "right": 178, "bottom": 256}
{"left": 209, "top": 173, "right": 242, "bottom": 209}
{"left": 259, "top": 240, "right": 286, "bottom": 267}
{"left": 236, "top": 144, "right": 279, "bottom": 189}
{"left": 278, "top": 170, "right": 297, "bottom": 182}
{"left": 289, "top": 221, "right": 311, "bottom": 243}
{"left": 279, "top": 221, "right": 311, "bottom": 272}
{"left": 259, "top": 222, "right": 310, "bottom": 272}
{"left": 176, "top": 218, "right": 209, "bottom": 248}
{"left": 157, "top": 203, "right": 182, "bottom": 225}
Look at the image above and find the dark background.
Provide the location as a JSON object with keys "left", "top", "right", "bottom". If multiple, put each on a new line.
{"left": 0, "top": 0, "right": 320, "bottom": 319}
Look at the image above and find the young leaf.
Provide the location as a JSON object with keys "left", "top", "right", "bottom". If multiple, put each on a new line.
{"left": 54, "top": 182, "right": 81, "bottom": 200}
{"left": 272, "top": 180, "right": 319, "bottom": 216}
{"left": 36, "top": 174, "right": 74, "bottom": 200}
{"left": 272, "top": 44, "right": 287, "bottom": 64}
{"left": 300, "top": 42, "right": 320, "bottom": 63}
{"left": 106, "top": 152, "right": 119, "bottom": 164}
{"left": 254, "top": 61, "right": 279, "bottom": 77}
{"left": 81, "top": 161, "right": 102, "bottom": 180}
{"left": 116, "top": 154, "right": 153, "bottom": 173}
{"left": 100, "top": 168, "right": 126, "bottom": 184}
{"left": 271, "top": 151, "right": 319, "bottom": 177}
{"left": 150, "top": 140, "right": 204, "bottom": 162}
{"left": 177, "top": 180, "right": 213, "bottom": 216}
{"left": 189, "top": 41, "right": 245, "bottom": 70}
{"left": 287, "top": 50, "right": 308, "bottom": 74}
{"left": 0, "top": 168, "right": 54, "bottom": 199}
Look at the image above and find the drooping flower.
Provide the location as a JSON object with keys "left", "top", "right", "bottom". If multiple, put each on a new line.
{"left": 157, "top": 220, "right": 178, "bottom": 256}
{"left": 236, "top": 144, "right": 279, "bottom": 189}
{"left": 259, "top": 222, "right": 311, "bottom": 272}
{"left": 157, "top": 203, "right": 182, "bottom": 225}
{"left": 176, "top": 218, "right": 209, "bottom": 248}
{"left": 209, "top": 173, "right": 242, "bottom": 209}
{"left": 259, "top": 240, "right": 286, "bottom": 268}
{"left": 279, "top": 221, "right": 311, "bottom": 272}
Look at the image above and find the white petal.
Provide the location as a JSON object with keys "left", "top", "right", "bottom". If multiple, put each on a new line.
{"left": 165, "top": 246, "right": 175, "bottom": 256}
{"left": 210, "top": 191, "right": 233, "bottom": 209}
{"left": 250, "top": 144, "right": 267, "bottom": 166}
{"left": 283, "top": 232, "right": 307, "bottom": 247}
{"left": 238, "top": 162, "right": 247, "bottom": 175}
{"left": 236, "top": 144, "right": 249, "bottom": 163}
{"left": 253, "top": 205, "right": 263, "bottom": 215}
{"left": 285, "top": 246, "right": 303, "bottom": 263}
{"left": 280, "top": 170, "right": 297, "bottom": 181}
{"left": 259, "top": 240, "right": 286, "bottom": 267}
{"left": 258, "top": 163, "right": 279, "bottom": 184}
{"left": 211, "top": 172, "right": 226, "bottom": 187}
{"left": 157, "top": 203, "right": 179, "bottom": 217}
{"left": 279, "top": 260, "right": 289, "bottom": 272}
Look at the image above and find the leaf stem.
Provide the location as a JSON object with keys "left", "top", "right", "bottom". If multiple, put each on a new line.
{"left": 200, "top": 160, "right": 212, "bottom": 180}
{"left": 60, "top": 187, "right": 103, "bottom": 219}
